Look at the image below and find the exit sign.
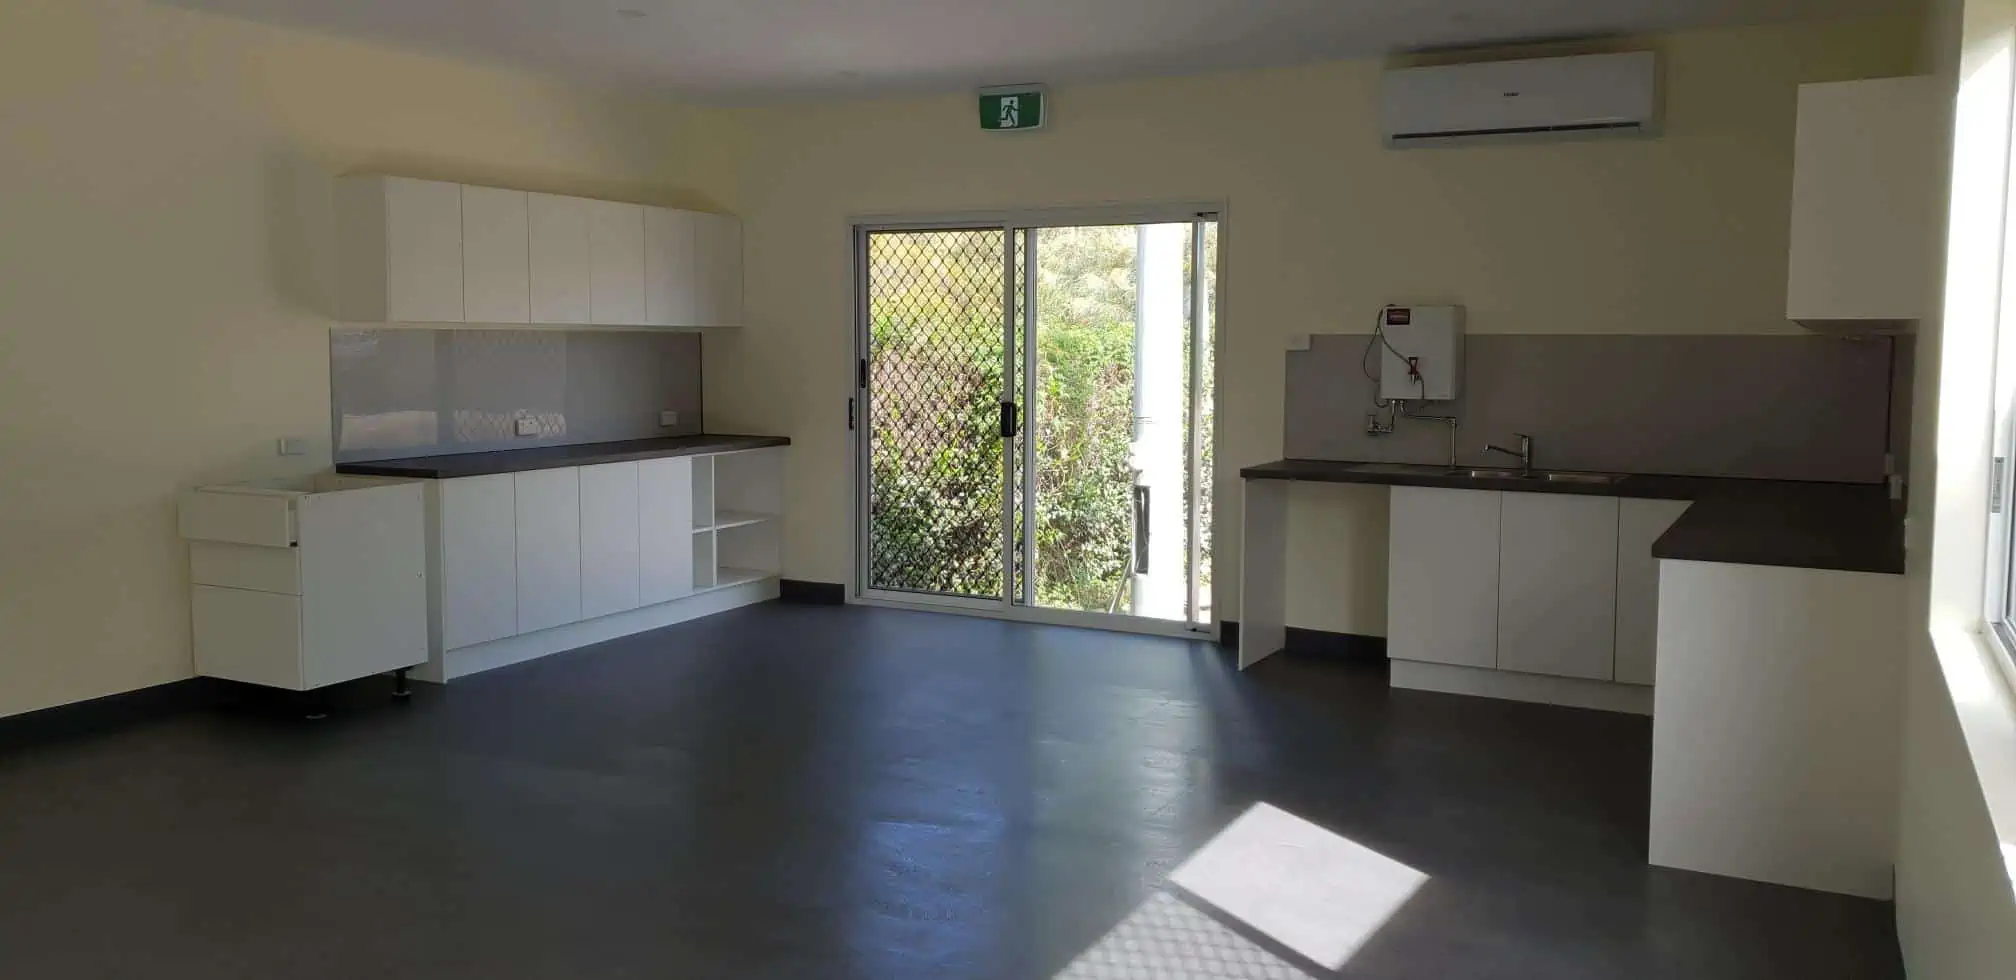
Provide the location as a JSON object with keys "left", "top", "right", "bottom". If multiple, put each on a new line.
{"left": 979, "top": 85, "right": 1046, "bottom": 131}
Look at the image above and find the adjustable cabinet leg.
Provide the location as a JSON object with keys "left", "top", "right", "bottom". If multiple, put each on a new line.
{"left": 392, "top": 668, "right": 411, "bottom": 700}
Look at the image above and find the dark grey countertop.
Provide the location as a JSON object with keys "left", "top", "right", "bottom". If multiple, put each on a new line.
{"left": 335, "top": 434, "right": 791, "bottom": 479}
{"left": 1239, "top": 459, "right": 1904, "bottom": 575}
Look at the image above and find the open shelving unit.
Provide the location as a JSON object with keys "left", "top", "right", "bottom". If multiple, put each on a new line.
{"left": 689, "top": 448, "right": 783, "bottom": 593}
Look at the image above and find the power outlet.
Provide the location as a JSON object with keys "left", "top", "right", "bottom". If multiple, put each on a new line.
{"left": 515, "top": 416, "right": 540, "bottom": 437}
{"left": 659, "top": 410, "right": 679, "bottom": 427}
{"left": 276, "top": 437, "right": 309, "bottom": 457}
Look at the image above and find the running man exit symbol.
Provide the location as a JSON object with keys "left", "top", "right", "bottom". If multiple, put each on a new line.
{"left": 979, "top": 85, "right": 1046, "bottom": 131}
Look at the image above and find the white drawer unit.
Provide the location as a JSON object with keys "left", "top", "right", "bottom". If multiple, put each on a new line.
{"left": 180, "top": 476, "right": 427, "bottom": 691}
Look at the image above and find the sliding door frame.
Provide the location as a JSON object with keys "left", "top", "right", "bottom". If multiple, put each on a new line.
{"left": 850, "top": 202, "right": 1227, "bottom": 641}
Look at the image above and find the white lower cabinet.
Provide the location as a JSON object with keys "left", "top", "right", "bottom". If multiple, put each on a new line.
{"left": 639, "top": 456, "right": 696, "bottom": 603}
{"left": 514, "top": 468, "right": 583, "bottom": 633}
{"left": 1615, "top": 498, "right": 1693, "bottom": 685}
{"left": 1387, "top": 486, "right": 1501, "bottom": 668}
{"left": 422, "top": 449, "right": 780, "bottom": 679}
{"left": 580, "top": 462, "right": 642, "bottom": 620}
{"left": 440, "top": 474, "right": 518, "bottom": 650}
{"left": 1387, "top": 485, "right": 1680, "bottom": 708}
{"left": 1497, "top": 493, "right": 1619, "bottom": 681}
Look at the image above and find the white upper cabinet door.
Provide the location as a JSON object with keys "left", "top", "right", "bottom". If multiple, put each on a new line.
{"left": 528, "top": 193, "right": 592, "bottom": 324}
{"left": 336, "top": 176, "right": 464, "bottom": 323}
{"left": 439, "top": 475, "right": 517, "bottom": 650}
{"left": 638, "top": 456, "right": 696, "bottom": 604}
{"left": 588, "top": 199, "right": 647, "bottom": 325}
{"left": 1387, "top": 486, "right": 1501, "bottom": 669}
{"left": 460, "top": 185, "right": 530, "bottom": 324}
{"left": 579, "top": 462, "right": 642, "bottom": 621}
{"left": 1786, "top": 76, "right": 1940, "bottom": 326}
{"left": 1614, "top": 498, "right": 1692, "bottom": 686}
{"left": 515, "top": 468, "right": 583, "bottom": 634}
{"left": 645, "top": 207, "right": 700, "bottom": 327}
{"left": 1497, "top": 492, "right": 1620, "bottom": 681}
{"left": 693, "top": 211, "right": 745, "bottom": 327}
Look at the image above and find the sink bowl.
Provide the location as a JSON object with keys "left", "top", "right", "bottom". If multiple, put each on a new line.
{"left": 1458, "top": 468, "right": 1528, "bottom": 479}
{"left": 1543, "top": 471, "right": 1623, "bottom": 484}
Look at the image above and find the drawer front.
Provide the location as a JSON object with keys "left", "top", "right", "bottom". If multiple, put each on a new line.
{"left": 191, "top": 585, "right": 304, "bottom": 690}
{"left": 179, "top": 490, "right": 296, "bottom": 547}
{"left": 189, "top": 542, "right": 302, "bottom": 595}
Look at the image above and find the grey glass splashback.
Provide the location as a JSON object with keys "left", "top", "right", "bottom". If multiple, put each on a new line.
{"left": 331, "top": 328, "right": 703, "bottom": 463}
{"left": 1286, "top": 334, "right": 1908, "bottom": 483}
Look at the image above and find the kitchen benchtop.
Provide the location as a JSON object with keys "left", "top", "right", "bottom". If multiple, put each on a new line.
{"left": 335, "top": 434, "right": 791, "bottom": 480}
{"left": 1239, "top": 458, "right": 1904, "bottom": 576}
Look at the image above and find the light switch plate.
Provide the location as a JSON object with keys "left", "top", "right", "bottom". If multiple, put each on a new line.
{"left": 514, "top": 417, "right": 540, "bottom": 437}
{"left": 276, "top": 437, "right": 309, "bottom": 457}
{"left": 659, "top": 410, "right": 679, "bottom": 426}
{"left": 1287, "top": 333, "right": 1312, "bottom": 352}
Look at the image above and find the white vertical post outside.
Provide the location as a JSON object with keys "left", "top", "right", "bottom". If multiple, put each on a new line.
{"left": 1133, "top": 224, "right": 1187, "bottom": 620}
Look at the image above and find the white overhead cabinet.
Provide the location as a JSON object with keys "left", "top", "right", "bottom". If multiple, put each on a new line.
{"left": 692, "top": 210, "right": 744, "bottom": 327}
{"left": 529, "top": 193, "right": 593, "bottom": 324}
{"left": 1785, "top": 76, "right": 1940, "bottom": 332}
{"left": 337, "top": 175, "right": 742, "bottom": 328}
{"left": 460, "top": 185, "right": 530, "bottom": 324}
{"left": 336, "top": 176, "right": 464, "bottom": 323}
{"left": 589, "top": 199, "right": 648, "bottom": 326}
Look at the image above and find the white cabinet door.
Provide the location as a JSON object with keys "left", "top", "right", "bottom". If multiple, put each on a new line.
{"left": 693, "top": 211, "right": 744, "bottom": 327}
{"left": 1615, "top": 498, "right": 1692, "bottom": 686}
{"left": 579, "top": 462, "right": 642, "bottom": 620}
{"left": 528, "top": 192, "right": 591, "bottom": 324}
{"left": 588, "top": 199, "right": 646, "bottom": 325}
{"left": 515, "top": 468, "right": 582, "bottom": 633}
{"left": 1498, "top": 492, "right": 1620, "bottom": 680}
{"left": 1387, "top": 486, "right": 1501, "bottom": 668}
{"left": 383, "top": 177, "right": 464, "bottom": 323}
{"left": 645, "top": 207, "right": 699, "bottom": 327}
{"left": 440, "top": 475, "right": 517, "bottom": 650}
{"left": 461, "top": 185, "right": 530, "bottom": 324}
{"left": 1787, "top": 77, "right": 1939, "bottom": 324}
{"left": 638, "top": 456, "right": 695, "bottom": 604}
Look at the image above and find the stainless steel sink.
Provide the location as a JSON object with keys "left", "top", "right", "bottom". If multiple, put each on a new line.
{"left": 1543, "top": 471, "right": 1623, "bottom": 484}
{"left": 1459, "top": 468, "right": 1527, "bottom": 479}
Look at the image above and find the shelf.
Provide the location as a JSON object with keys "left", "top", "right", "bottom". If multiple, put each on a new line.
{"left": 715, "top": 566, "right": 772, "bottom": 589}
{"left": 695, "top": 510, "right": 776, "bottom": 532}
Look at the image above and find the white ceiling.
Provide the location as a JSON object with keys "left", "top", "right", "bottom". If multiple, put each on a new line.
{"left": 165, "top": 0, "right": 1907, "bottom": 103}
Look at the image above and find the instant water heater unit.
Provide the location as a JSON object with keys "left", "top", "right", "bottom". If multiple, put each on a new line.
{"left": 1378, "top": 305, "right": 1464, "bottom": 402}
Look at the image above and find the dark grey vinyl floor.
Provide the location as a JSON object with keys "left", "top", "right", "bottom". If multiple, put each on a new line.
{"left": 0, "top": 604, "right": 1900, "bottom": 979}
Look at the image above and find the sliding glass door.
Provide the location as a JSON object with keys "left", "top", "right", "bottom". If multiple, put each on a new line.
{"left": 856, "top": 211, "right": 1217, "bottom": 632}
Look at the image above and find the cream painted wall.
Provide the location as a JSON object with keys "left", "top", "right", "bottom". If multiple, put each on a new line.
{"left": 714, "top": 15, "right": 1920, "bottom": 629}
{"left": 0, "top": 0, "right": 732, "bottom": 718}
{"left": 1894, "top": 0, "right": 2016, "bottom": 973}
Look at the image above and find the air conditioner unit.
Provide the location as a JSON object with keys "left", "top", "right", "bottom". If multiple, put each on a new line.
{"left": 1381, "top": 51, "right": 1659, "bottom": 147}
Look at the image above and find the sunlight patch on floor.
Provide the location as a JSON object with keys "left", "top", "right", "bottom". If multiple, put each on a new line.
{"left": 1169, "top": 803, "right": 1429, "bottom": 970}
{"left": 1052, "top": 891, "right": 1312, "bottom": 979}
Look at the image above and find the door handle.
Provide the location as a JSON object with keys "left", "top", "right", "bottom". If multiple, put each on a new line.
{"left": 1133, "top": 485, "right": 1150, "bottom": 574}
{"left": 1000, "top": 401, "right": 1019, "bottom": 438}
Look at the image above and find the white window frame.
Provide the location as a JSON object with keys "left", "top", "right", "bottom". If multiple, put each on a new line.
{"left": 1974, "top": 24, "right": 2016, "bottom": 694}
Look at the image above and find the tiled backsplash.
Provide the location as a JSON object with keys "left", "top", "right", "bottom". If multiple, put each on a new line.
{"left": 331, "top": 328, "right": 702, "bottom": 462}
{"left": 1285, "top": 333, "right": 1907, "bottom": 483}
